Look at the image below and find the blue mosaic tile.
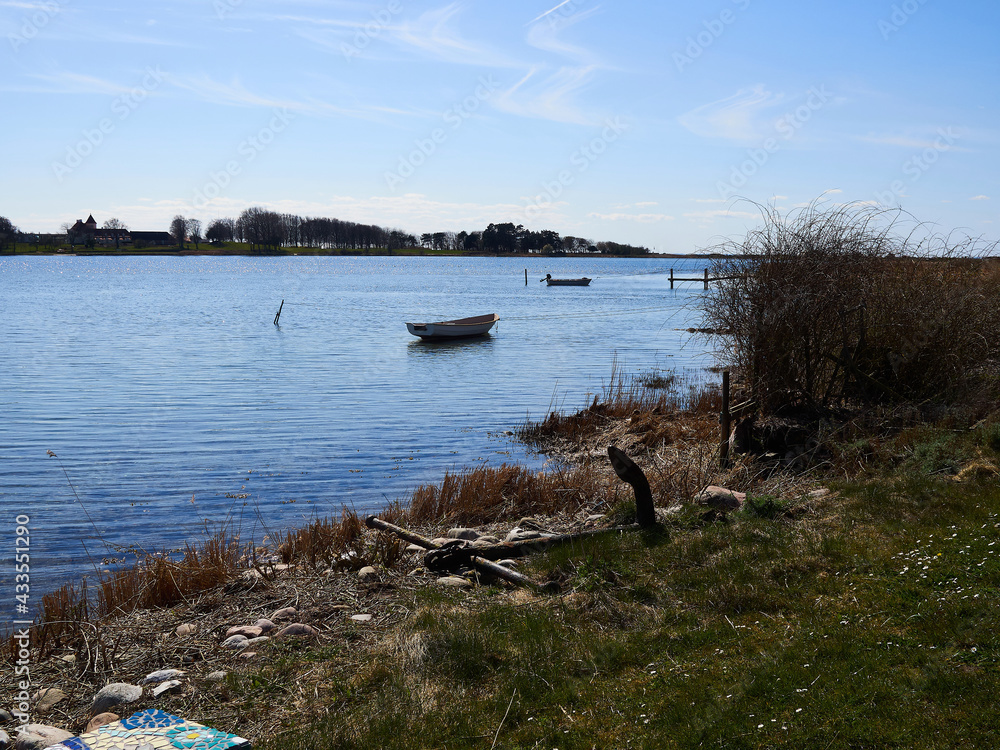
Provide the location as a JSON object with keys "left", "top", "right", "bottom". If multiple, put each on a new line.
{"left": 44, "top": 710, "right": 251, "bottom": 750}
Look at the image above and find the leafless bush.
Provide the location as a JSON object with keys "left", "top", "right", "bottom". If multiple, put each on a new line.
{"left": 703, "top": 201, "right": 1000, "bottom": 413}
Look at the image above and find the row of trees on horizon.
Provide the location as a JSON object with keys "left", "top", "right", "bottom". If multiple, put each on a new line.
{"left": 0, "top": 208, "right": 651, "bottom": 256}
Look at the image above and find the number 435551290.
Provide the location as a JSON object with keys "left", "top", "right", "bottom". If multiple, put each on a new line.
{"left": 15, "top": 515, "right": 29, "bottom": 606}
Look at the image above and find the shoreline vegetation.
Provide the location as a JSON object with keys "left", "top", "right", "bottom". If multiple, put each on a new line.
{"left": 4, "top": 202, "right": 1000, "bottom": 748}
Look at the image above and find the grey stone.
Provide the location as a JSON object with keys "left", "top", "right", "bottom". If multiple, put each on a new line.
{"left": 271, "top": 606, "right": 297, "bottom": 621}
{"left": 357, "top": 566, "right": 377, "bottom": 580}
{"left": 15, "top": 724, "right": 73, "bottom": 750}
{"left": 0, "top": 729, "right": 10, "bottom": 750}
{"left": 405, "top": 543, "right": 424, "bottom": 553}
{"left": 693, "top": 486, "right": 745, "bottom": 512}
{"left": 0, "top": 709, "right": 14, "bottom": 722}
{"left": 431, "top": 537, "right": 451, "bottom": 547}
{"left": 31, "top": 688, "right": 65, "bottom": 713}
{"left": 350, "top": 614, "right": 373, "bottom": 622}
{"left": 505, "top": 528, "right": 542, "bottom": 542}
{"left": 253, "top": 618, "right": 276, "bottom": 633}
{"left": 437, "top": 576, "right": 473, "bottom": 589}
{"left": 175, "top": 623, "right": 198, "bottom": 637}
{"left": 446, "top": 528, "right": 480, "bottom": 541}
{"left": 225, "top": 625, "right": 262, "bottom": 639}
{"left": 275, "top": 623, "right": 317, "bottom": 638}
{"left": 90, "top": 683, "right": 142, "bottom": 716}
{"left": 221, "top": 635, "right": 249, "bottom": 650}
{"left": 205, "top": 671, "right": 228, "bottom": 682}
{"left": 244, "top": 636, "right": 271, "bottom": 646}
{"left": 141, "top": 668, "right": 185, "bottom": 685}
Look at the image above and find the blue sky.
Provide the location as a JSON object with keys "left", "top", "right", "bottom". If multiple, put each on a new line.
{"left": 2, "top": 0, "right": 997, "bottom": 251}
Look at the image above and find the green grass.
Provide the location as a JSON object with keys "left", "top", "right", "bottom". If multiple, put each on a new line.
{"left": 250, "top": 436, "right": 1000, "bottom": 749}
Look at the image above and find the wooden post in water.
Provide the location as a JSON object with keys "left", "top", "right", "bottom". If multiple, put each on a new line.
{"left": 525, "top": 268, "right": 528, "bottom": 286}
{"left": 669, "top": 268, "right": 674, "bottom": 289}
{"left": 720, "top": 370, "right": 731, "bottom": 468}
{"left": 704, "top": 268, "right": 709, "bottom": 290}
{"left": 273, "top": 299, "right": 284, "bottom": 326}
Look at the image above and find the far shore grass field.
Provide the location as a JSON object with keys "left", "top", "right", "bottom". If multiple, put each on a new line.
{"left": 4, "top": 240, "right": 719, "bottom": 259}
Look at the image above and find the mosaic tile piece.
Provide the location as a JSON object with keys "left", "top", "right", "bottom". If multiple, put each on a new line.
{"left": 44, "top": 709, "right": 251, "bottom": 750}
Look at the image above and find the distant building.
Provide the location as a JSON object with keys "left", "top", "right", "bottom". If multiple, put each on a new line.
{"left": 67, "top": 214, "right": 173, "bottom": 249}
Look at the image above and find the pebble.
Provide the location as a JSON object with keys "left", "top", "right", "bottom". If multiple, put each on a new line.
{"left": 90, "top": 683, "right": 142, "bottom": 716}
{"left": 505, "top": 528, "right": 542, "bottom": 542}
{"left": 0, "top": 730, "right": 9, "bottom": 750}
{"left": 221, "top": 635, "right": 249, "bottom": 650}
{"left": 275, "top": 623, "right": 317, "bottom": 638}
{"left": 693, "top": 485, "right": 746, "bottom": 512}
{"left": 85, "top": 713, "right": 119, "bottom": 733}
{"left": 437, "top": 576, "right": 473, "bottom": 589}
{"left": 357, "top": 566, "right": 377, "bottom": 580}
{"left": 239, "top": 652, "right": 257, "bottom": 660}
{"left": 205, "top": 671, "right": 228, "bottom": 682}
{"left": 141, "top": 669, "right": 185, "bottom": 685}
{"left": 175, "top": 623, "right": 198, "bottom": 637}
{"left": 244, "top": 636, "right": 270, "bottom": 646}
{"left": 151, "top": 680, "right": 183, "bottom": 698}
{"left": 350, "top": 614, "right": 373, "bottom": 622}
{"left": 446, "top": 528, "right": 480, "bottom": 541}
{"left": 0, "top": 709, "right": 13, "bottom": 722}
{"left": 271, "top": 606, "right": 297, "bottom": 621}
{"left": 31, "top": 688, "right": 65, "bottom": 713}
{"left": 15, "top": 724, "right": 73, "bottom": 750}
{"left": 253, "top": 618, "right": 276, "bottom": 633}
{"left": 225, "top": 625, "right": 263, "bottom": 639}
{"left": 431, "top": 537, "right": 451, "bottom": 547}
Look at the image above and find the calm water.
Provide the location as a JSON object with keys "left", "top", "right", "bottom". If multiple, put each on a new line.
{"left": 0, "top": 255, "right": 714, "bottom": 596}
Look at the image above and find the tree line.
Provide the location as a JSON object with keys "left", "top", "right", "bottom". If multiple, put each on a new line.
{"left": 0, "top": 209, "right": 651, "bottom": 256}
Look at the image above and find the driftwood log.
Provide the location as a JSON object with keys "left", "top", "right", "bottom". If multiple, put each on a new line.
{"left": 365, "top": 515, "right": 560, "bottom": 594}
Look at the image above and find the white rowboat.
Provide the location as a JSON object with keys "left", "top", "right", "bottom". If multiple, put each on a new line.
{"left": 406, "top": 313, "right": 499, "bottom": 340}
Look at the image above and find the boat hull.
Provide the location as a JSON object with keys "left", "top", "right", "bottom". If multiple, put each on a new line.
{"left": 545, "top": 278, "right": 591, "bottom": 286}
{"left": 406, "top": 313, "right": 499, "bottom": 340}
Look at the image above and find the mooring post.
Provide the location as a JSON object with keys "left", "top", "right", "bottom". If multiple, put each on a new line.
{"left": 273, "top": 299, "right": 284, "bottom": 326}
{"left": 670, "top": 268, "right": 674, "bottom": 289}
{"left": 608, "top": 446, "right": 656, "bottom": 527}
{"left": 525, "top": 268, "right": 528, "bottom": 286}
{"left": 704, "top": 268, "right": 709, "bottom": 290}
{"left": 720, "top": 369, "right": 731, "bottom": 468}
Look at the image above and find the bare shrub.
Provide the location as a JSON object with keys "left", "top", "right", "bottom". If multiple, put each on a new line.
{"left": 703, "top": 201, "right": 1000, "bottom": 413}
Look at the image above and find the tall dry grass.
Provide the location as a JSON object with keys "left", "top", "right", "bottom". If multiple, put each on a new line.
{"left": 703, "top": 201, "right": 1000, "bottom": 413}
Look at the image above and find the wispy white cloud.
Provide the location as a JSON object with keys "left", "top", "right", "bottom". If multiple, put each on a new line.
{"left": 10, "top": 71, "right": 141, "bottom": 96}
{"left": 494, "top": 64, "right": 600, "bottom": 125}
{"left": 389, "top": 3, "right": 518, "bottom": 68}
{"left": 970, "top": 194, "right": 990, "bottom": 200}
{"left": 588, "top": 212, "right": 674, "bottom": 223}
{"left": 677, "top": 85, "right": 783, "bottom": 142}
{"left": 683, "top": 209, "right": 758, "bottom": 220}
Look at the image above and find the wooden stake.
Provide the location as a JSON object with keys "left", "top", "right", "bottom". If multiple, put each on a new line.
{"left": 607, "top": 446, "right": 656, "bottom": 527}
{"left": 720, "top": 370, "right": 731, "bottom": 468}
{"left": 273, "top": 299, "right": 284, "bottom": 326}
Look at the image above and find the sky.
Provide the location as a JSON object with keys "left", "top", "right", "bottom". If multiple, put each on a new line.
{"left": 2, "top": 0, "right": 998, "bottom": 252}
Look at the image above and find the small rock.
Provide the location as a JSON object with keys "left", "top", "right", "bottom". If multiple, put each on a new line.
{"left": 205, "top": 671, "right": 228, "bottom": 682}
{"left": 221, "top": 635, "right": 249, "bottom": 650}
{"left": 85, "top": 713, "right": 119, "bottom": 733}
{"left": 275, "top": 623, "right": 317, "bottom": 638}
{"left": 141, "top": 669, "right": 186, "bottom": 685}
{"left": 151, "top": 680, "right": 183, "bottom": 698}
{"left": 357, "top": 566, "right": 377, "bottom": 580}
{"left": 271, "top": 606, "right": 297, "bottom": 621}
{"left": 239, "top": 651, "right": 257, "bottom": 660}
{"left": 0, "top": 709, "right": 14, "bottom": 722}
{"left": 350, "top": 614, "right": 373, "bottom": 622}
{"left": 431, "top": 537, "right": 451, "bottom": 547}
{"left": 244, "top": 636, "right": 270, "bottom": 646}
{"left": 476, "top": 535, "right": 501, "bottom": 545}
{"left": 15, "top": 725, "right": 73, "bottom": 750}
{"left": 405, "top": 543, "right": 424, "bottom": 553}
{"left": 0, "top": 730, "right": 10, "bottom": 750}
{"left": 225, "top": 625, "right": 263, "bottom": 639}
{"left": 808, "top": 488, "right": 830, "bottom": 499}
{"left": 505, "top": 528, "right": 541, "bottom": 542}
{"left": 90, "top": 683, "right": 142, "bottom": 716}
{"left": 31, "top": 688, "right": 66, "bottom": 713}
{"left": 694, "top": 486, "right": 746, "bottom": 512}
{"left": 517, "top": 517, "right": 547, "bottom": 531}
{"left": 253, "top": 618, "right": 276, "bottom": 633}
{"left": 437, "top": 576, "right": 473, "bottom": 589}
{"left": 175, "top": 623, "right": 198, "bottom": 637}
{"left": 446, "top": 528, "right": 480, "bottom": 541}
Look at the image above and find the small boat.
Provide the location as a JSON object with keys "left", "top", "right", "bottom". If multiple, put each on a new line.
{"left": 542, "top": 273, "right": 591, "bottom": 286}
{"left": 406, "top": 313, "right": 499, "bottom": 340}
